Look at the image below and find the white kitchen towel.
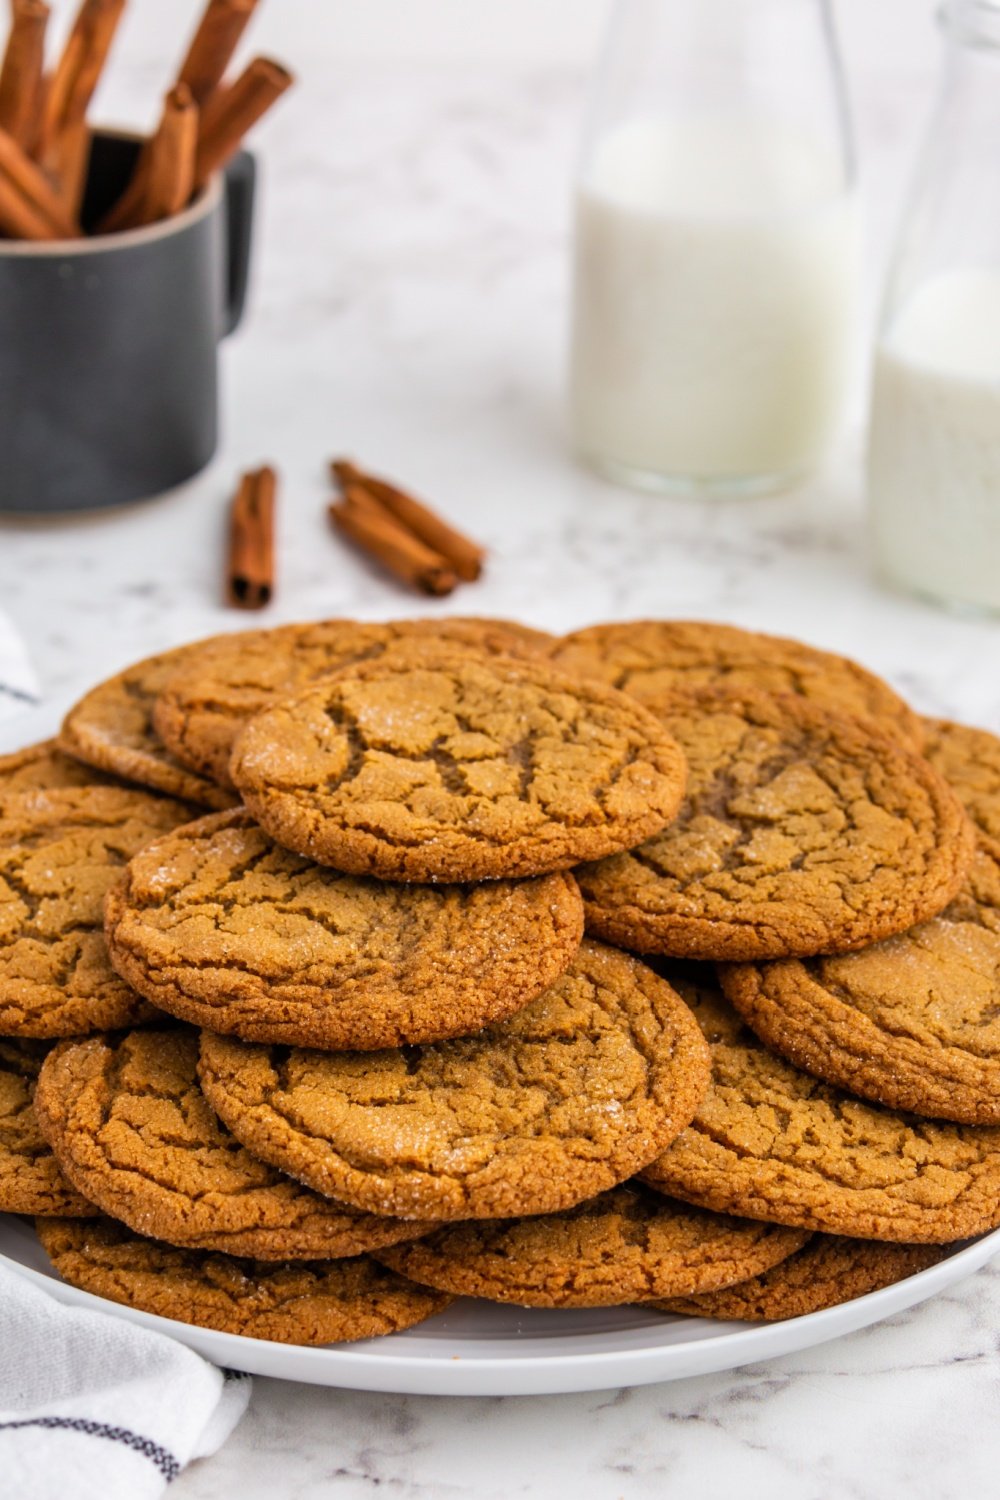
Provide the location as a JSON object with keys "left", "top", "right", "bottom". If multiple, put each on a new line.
{"left": 0, "top": 1262, "right": 252, "bottom": 1499}
{"left": 0, "top": 608, "right": 40, "bottom": 724}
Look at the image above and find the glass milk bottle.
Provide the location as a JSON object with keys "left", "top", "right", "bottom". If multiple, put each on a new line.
{"left": 569, "top": 0, "right": 861, "bottom": 496}
{"left": 868, "top": 0, "right": 1000, "bottom": 613}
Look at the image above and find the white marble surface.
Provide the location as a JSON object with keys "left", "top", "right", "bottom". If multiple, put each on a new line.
{"left": 2, "top": 4, "right": 1000, "bottom": 1496}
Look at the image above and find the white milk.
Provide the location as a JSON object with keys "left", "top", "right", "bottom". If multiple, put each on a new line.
{"left": 569, "top": 118, "right": 861, "bottom": 489}
{"left": 869, "top": 268, "right": 1000, "bottom": 612}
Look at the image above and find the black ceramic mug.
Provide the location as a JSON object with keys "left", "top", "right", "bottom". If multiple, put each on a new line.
{"left": 0, "top": 132, "right": 255, "bottom": 514}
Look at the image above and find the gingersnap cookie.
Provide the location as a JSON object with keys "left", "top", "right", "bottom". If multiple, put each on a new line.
{"left": 641, "top": 968, "right": 1000, "bottom": 1242}
{"left": 229, "top": 651, "right": 687, "bottom": 882}
{"left": 0, "top": 740, "right": 120, "bottom": 798}
{"left": 376, "top": 1183, "right": 808, "bottom": 1307}
{"left": 198, "top": 940, "right": 711, "bottom": 1222}
{"left": 923, "top": 717, "right": 1000, "bottom": 857}
{"left": 577, "top": 688, "right": 973, "bottom": 961}
{"left": 0, "top": 786, "right": 194, "bottom": 1037}
{"left": 653, "top": 1236, "right": 950, "bottom": 1323}
{"left": 0, "top": 1040, "right": 92, "bottom": 1217}
{"left": 36, "top": 1216, "right": 451, "bottom": 1345}
{"left": 153, "top": 617, "right": 555, "bottom": 789}
{"left": 35, "top": 1030, "right": 436, "bottom": 1259}
{"left": 548, "top": 620, "right": 924, "bottom": 749}
{"left": 104, "top": 810, "right": 584, "bottom": 1050}
{"left": 720, "top": 844, "right": 1000, "bottom": 1124}
{"left": 59, "top": 641, "right": 242, "bottom": 809}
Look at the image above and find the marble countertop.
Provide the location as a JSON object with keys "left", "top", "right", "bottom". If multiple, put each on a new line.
{"left": 2, "top": 9, "right": 999, "bottom": 1497}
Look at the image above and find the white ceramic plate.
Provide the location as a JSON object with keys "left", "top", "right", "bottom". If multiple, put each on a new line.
{"left": 3, "top": 1215, "right": 998, "bottom": 1396}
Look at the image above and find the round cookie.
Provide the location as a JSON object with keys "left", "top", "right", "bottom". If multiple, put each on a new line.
{"left": 577, "top": 687, "right": 973, "bottom": 961}
{"left": 59, "top": 641, "right": 243, "bottom": 809}
{"left": 34, "top": 1030, "right": 436, "bottom": 1259}
{"left": 228, "top": 651, "right": 687, "bottom": 882}
{"left": 720, "top": 844, "right": 1000, "bottom": 1124}
{"left": 653, "top": 1236, "right": 949, "bottom": 1323}
{"left": 375, "top": 1183, "right": 808, "bottom": 1307}
{"left": 104, "top": 810, "right": 585, "bottom": 1050}
{"left": 36, "top": 1216, "right": 451, "bottom": 1346}
{"left": 548, "top": 620, "right": 924, "bottom": 749}
{"left": 641, "top": 967, "right": 1000, "bottom": 1242}
{"left": 923, "top": 717, "right": 1000, "bottom": 857}
{"left": 0, "top": 1040, "right": 92, "bottom": 1217}
{"left": 0, "top": 786, "right": 195, "bottom": 1037}
{"left": 198, "top": 940, "right": 712, "bottom": 1222}
{"left": 153, "top": 617, "right": 555, "bottom": 789}
{"left": 0, "top": 740, "right": 121, "bottom": 798}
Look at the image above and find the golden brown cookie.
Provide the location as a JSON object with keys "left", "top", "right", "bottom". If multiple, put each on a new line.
{"left": 34, "top": 1030, "right": 436, "bottom": 1259}
{"left": 153, "top": 617, "right": 555, "bottom": 789}
{"left": 720, "top": 845, "right": 1000, "bottom": 1124}
{"left": 653, "top": 1235, "right": 950, "bottom": 1322}
{"left": 198, "top": 940, "right": 711, "bottom": 1222}
{"left": 923, "top": 717, "right": 1000, "bottom": 857}
{"left": 0, "top": 1039, "right": 92, "bottom": 1217}
{"left": 229, "top": 651, "right": 687, "bottom": 882}
{"left": 376, "top": 1183, "right": 808, "bottom": 1307}
{"left": 577, "top": 688, "right": 973, "bottom": 961}
{"left": 36, "top": 1216, "right": 451, "bottom": 1345}
{"left": 641, "top": 967, "right": 1000, "bottom": 1242}
{"left": 0, "top": 741, "right": 120, "bottom": 797}
{"left": 548, "top": 620, "right": 924, "bottom": 749}
{"left": 0, "top": 787, "right": 194, "bottom": 1038}
{"left": 59, "top": 642, "right": 242, "bottom": 809}
{"left": 104, "top": 810, "right": 585, "bottom": 1050}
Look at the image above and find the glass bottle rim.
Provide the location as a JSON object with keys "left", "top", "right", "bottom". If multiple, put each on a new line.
{"left": 939, "top": 0, "right": 1000, "bottom": 49}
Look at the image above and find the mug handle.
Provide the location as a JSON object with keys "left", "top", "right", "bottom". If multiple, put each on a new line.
{"left": 222, "top": 151, "right": 257, "bottom": 338}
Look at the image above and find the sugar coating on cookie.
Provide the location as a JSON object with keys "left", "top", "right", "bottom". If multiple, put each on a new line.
{"left": 228, "top": 651, "right": 688, "bottom": 882}
{"left": 923, "top": 717, "right": 1000, "bottom": 857}
{"left": 654, "top": 1235, "right": 949, "bottom": 1322}
{"left": 153, "top": 617, "right": 555, "bottom": 789}
{"left": 36, "top": 1216, "right": 451, "bottom": 1345}
{"left": 721, "top": 844, "right": 1000, "bottom": 1124}
{"left": 34, "top": 1030, "right": 436, "bottom": 1259}
{"left": 548, "top": 619, "right": 924, "bottom": 749}
{"left": 642, "top": 968, "right": 1000, "bottom": 1243}
{"left": 0, "top": 1040, "right": 91, "bottom": 1217}
{"left": 198, "top": 940, "right": 712, "bottom": 1222}
{"left": 577, "top": 687, "right": 973, "bottom": 961}
{"left": 0, "top": 786, "right": 194, "bottom": 1037}
{"left": 376, "top": 1182, "right": 808, "bottom": 1307}
{"left": 104, "top": 810, "right": 585, "bottom": 1050}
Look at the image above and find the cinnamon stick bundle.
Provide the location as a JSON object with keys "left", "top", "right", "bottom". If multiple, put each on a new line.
{"left": 331, "top": 459, "right": 486, "bottom": 583}
{"left": 194, "top": 55, "right": 291, "bottom": 187}
{"left": 228, "top": 465, "right": 276, "bottom": 608}
{"left": 40, "top": 0, "right": 126, "bottom": 213}
{"left": 0, "top": 0, "right": 48, "bottom": 150}
{"left": 330, "top": 486, "right": 458, "bottom": 597}
{"left": 0, "top": 124, "right": 79, "bottom": 238}
{"left": 178, "top": 0, "right": 258, "bottom": 107}
{"left": 99, "top": 84, "right": 198, "bottom": 233}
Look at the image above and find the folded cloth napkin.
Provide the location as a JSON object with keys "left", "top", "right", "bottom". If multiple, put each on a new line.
{"left": 0, "top": 609, "right": 40, "bottom": 726}
{"left": 0, "top": 1261, "right": 251, "bottom": 1499}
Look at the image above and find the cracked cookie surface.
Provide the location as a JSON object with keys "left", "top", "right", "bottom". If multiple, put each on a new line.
{"left": 0, "top": 1039, "right": 91, "bottom": 1216}
{"left": 548, "top": 620, "right": 924, "bottom": 749}
{"left": 197, "top": 940, "right": 711, "bottom": 1221}
{"left": 577, "top": 688, "right": 972, "bottom": 961}
{"left": 923, "top": 717, "right": 1000, "bottom": 857}
{"left": 375, "top": 1182, "right": 807, "bottom": 1307}
{"left": 59, "top": 642, "right": 242, "bottom": 810}
{"left": 36, "top": 1215, "right": 451, "bottom": 1345}
{"left": 229, "top": 651, "right": 687, "bottom": 882}
{"left": 35, "top": 1029, "right": 433, "bottom": 1258}
{"left": 653, "top": 1234, "right": 949, "bottom": 1322}
{"left": 641, "top": 968, "right": 1000, "bottom": 1242}
{"left": 104, "top": 810, "right": 584, "bottom": 1050}
{"left": 153, "top": 617, "right": 555, "bottom": 790}
{"left": 0, "top": 740, "right": 121, "bottom": 799}
{"left": 720, "top": 845, "right": 1000, "bottom": 1124}
{"left": 0, "top": 787, "right": 194, "bottom": 1037}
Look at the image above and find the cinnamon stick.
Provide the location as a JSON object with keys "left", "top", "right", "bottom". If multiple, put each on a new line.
{"left": 40, "top": 0, "right": 126, "bottom": 212}
{"left": 0, "top": 0, "right": 49, "bottom": 150}
{"left": 331, "top": 459, "right": 486, "bottom": 582}
{"left": 194, "top": 55, "right": 291, "bottom": 187}
{"left": 178, "top": 0, "right": 258, "bottom": 107}
{"left": 228, "top": 465, "right": 276, "bottom": 609}
{"left": 330, "top": 486, "right": 458, "bottom": 597}
{"left": 0, "top": 124, "right": 79, "bottom": 237}
{"left": 98, "top": 84, "right": 198, "bottom": 233}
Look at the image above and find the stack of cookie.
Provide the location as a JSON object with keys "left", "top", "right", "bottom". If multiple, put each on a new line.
{"left": 1, "top": 615, "right": 999, "bottom": 1344}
